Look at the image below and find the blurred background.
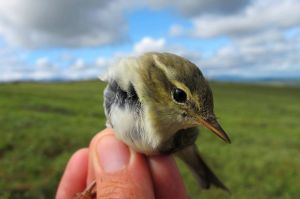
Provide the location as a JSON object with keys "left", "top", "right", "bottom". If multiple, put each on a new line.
{"left": 0, "top": 0, "right": 299, "bottom": 198}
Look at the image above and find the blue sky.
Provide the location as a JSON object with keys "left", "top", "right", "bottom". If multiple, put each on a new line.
{"left": 0, "top": 0, "right": 300, "bottom": 82}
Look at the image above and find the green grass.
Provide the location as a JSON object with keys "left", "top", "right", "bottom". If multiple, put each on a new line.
{"left": 0, "top": 81, "right": 299, "bottom": 199}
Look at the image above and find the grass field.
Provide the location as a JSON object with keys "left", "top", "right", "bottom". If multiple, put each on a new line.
{"left": 0, "top": 81, "right": 299, "bottom": 199}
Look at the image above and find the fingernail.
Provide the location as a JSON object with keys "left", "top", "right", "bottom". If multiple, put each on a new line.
{"left": 97, "top": 135, "right": 130, "bottom": 172}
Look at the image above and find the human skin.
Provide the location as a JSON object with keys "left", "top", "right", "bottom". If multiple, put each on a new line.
{"left": 56, "top": 128, "right": 188, "bottom": 199}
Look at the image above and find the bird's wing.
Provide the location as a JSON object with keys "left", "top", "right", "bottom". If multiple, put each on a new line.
{"left": 159, "top": 127, "right": 199, "bottom": 154}
{"left": 104, "top": 80, "right": 140, "bottom": 116}
{"left": 175, "top": 144, "right": 229, "bottom": 192}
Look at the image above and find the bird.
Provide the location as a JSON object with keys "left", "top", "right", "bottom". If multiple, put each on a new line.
{"left": 75, "top": 52, "right": 231, "bottom": 199}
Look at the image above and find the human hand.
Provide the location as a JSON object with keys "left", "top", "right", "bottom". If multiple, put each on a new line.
{"left": 56, "top": 128, "right": 188, "bottom": 199}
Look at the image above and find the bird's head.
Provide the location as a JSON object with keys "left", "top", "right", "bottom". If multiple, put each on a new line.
{"left": 136, "top": 52, "right": 231, "bottom": 143}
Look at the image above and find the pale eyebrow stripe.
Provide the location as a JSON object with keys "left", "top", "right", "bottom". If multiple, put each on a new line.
{"left": 153, "top": 54, "right": 200, "bottom": 106}
{"left": 153, "top": 54, "right": 169, "bottom": 75}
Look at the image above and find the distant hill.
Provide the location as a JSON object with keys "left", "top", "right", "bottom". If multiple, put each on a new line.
{"left": 210, "top": 75, "right": 300, "bottom": 86}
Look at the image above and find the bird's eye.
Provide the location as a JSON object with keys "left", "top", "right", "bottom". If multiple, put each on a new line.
{"left": 172, "top": 88, "right": 187, "bottom": 103}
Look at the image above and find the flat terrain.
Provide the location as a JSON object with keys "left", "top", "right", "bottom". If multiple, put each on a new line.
{"left": 0, "top": 81, "right": 299, "bottom": 199}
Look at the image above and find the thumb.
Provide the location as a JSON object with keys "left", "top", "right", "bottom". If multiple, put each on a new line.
{"left": 90, "top": 130, "right": 155, "bottom": 199}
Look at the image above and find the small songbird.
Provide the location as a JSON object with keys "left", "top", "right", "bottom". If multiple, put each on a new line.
{"left": 76, "top": 52, "right": 231, "bottom": 198}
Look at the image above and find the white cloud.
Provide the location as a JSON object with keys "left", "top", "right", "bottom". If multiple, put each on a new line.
{"left": 133, "top": 37, "right": 166, "bottom": 54}
{"left": 0, "top": 0, "right": 130, "bottom": 48}
{"left": 72, "top": 59, "right": 86, "bottom": 70}
{"left": 198, "top": 30, "right": 300, "bottom": 78}
{"left": 191, "top": 0, "right": 300, "bottom": 38}
{"left": 131, "top": 37, "right": 202, "bottom": 63}
{"left": 0, "top": 47, "right": 105, "bottom": 82}
{"left": 36, "top": 57, "right": 50, "bottom": 68}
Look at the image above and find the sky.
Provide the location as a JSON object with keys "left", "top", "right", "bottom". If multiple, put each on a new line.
{"left": 0, "top": 0, "right": 300, "bottom": 82}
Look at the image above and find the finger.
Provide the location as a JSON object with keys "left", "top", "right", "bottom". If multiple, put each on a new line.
{"left": 90, "top": 128, "right": 155, "bottom": 199}
{"left": 56, "top": 148, "right": 89, "bottom": 199}
{"left": 148, "top": 155, "right": 188, "bottom": 199}
{"left": 86, "top": 129, "right": 114, "bottom": 184}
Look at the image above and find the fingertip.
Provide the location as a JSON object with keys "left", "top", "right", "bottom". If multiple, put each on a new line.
{"left": 96, "top": 134, "right": 130, "bottom": 173}
{"left": 56, "top": 148, "right": 89, "bottom": 199}
{"left": 149, "top": 155, "right": 188, "bottom": 199}
{"left": 69, "top": 148, "right": 89, "bottom": 171}
{"left": 89, "top": 132, "right": 155, "bottom": 199}
{"left": 89, "top": 128, "right": 115, "bottom": 147}
{"left": 87, "top": 128, "right": 115, "bottom": 184}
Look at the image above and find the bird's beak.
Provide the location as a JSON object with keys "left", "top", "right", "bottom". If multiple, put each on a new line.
{"left": 196, "top": 117, "right": 231, "bottom": 143}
